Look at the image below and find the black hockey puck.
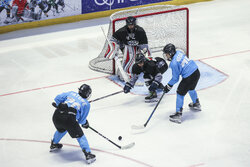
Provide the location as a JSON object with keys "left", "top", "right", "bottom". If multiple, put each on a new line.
{"left": 118, "top": 136, "right": 122, "bottom": 140}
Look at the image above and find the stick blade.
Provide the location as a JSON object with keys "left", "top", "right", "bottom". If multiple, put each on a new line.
{"left": 131, "top": 124, "right": 145, "bottom": 130}
{"left": 121, "top": 142, "right": 135, "bottom": 150}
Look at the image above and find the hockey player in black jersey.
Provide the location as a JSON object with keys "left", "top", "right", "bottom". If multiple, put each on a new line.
{"left": 106, "top": 16, "right": 151, "bottom": 80}
{"left": 123, "top": 53, "right": 168, "bottom": 103}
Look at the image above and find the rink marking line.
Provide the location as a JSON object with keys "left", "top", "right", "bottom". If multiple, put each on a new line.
{"left": 198, "top": 49, "right": 250, "bottom": 61}
{"left": 0, "top": 138, "right": 153, "bottom": 167}
{"left": 0, "top": 138, "right": 205, "bottom": 167}
{"left": 188, "top": 163, "right": 205, "bottom": 167}
{"left": 0, "top": 76, "right": 108, "bottom": 97}
{"left": 1, "top": 49, "right": 249, "bottom": 98}
{"left": 197, "top": 60, "right": 229, "bottom": 91}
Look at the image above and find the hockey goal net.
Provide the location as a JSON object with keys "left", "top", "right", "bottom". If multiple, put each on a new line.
{"left": 89, "top": 5, "right": 189, "bottom": 75}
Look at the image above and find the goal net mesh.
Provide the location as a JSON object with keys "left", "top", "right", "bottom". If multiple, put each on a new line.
{"left": 89, "top": 5, "right": 189, "bottom": 74}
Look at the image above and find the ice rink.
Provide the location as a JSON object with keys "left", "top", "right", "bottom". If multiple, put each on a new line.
{"left": 1, "top": 0, "right": 250, "bottom": 166}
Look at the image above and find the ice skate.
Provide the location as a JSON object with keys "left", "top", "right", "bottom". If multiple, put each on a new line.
{"left": 83, "top": 149, "right": 96, "bottom": 164}
{"left": 50, "top": 140, "right": 63, "bottom": 152}
{"left": 145, "top": 91, "right": 158, "bottom": 103}
{"left": 189, "top": 98, "right": 201, "bottom": 111}
{"left": 169, "top": 110, "right": 182, "bottom": 124}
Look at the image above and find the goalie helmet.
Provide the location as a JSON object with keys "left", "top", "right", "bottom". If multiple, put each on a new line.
{"left": 79, "top": 84, "right": 92, "bottom": 99}
{"left": 135, "top": 53, "right": 146, "bottom": 64}
{"left": 126, "top": 16, "right": 136, "bottom": 26}
{"left": 163, "top": 43, "right": 176, "bottom": 60}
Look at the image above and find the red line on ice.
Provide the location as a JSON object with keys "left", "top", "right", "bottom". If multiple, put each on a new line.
{"left": 0, "top": 138, "right": 153, "bottom": 167}
{"left": 1, "top": 49, "right": 249, "bottom": 98}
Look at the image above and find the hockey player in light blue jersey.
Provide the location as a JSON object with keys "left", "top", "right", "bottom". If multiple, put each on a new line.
{"left": 163, "top": 43, "right": 201, "bottom": 124}
{"left": 50, "top": 84, "right": 96, "bottom": 164}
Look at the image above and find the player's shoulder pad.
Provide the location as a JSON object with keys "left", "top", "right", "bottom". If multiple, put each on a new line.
{"left": 117, "top": 26, "right": 127, "bottom": 32}
{"left": 135, "top": 25, "right": 146, "bottom": 32}
{"left": 147, "top": 59, "right": 157, "bottom": 66}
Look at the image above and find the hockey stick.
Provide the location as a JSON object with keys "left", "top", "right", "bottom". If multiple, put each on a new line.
{"left": 131, "top": 92, "right": 166, "bottom": 129}
{"left": 89, "top": 126, "right": 135, "bottom": 150}
{"left": 52, "top": 90, "right": 123, "bottom": 108}
{"left": 100, "top": 26, "right": 130, "bottom": 82}
{"left": 89, "top": 90, "right": 123, "bottom": 103}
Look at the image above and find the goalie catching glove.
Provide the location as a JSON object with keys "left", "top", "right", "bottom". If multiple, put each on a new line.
{"left": 124, "top": 82, "right": 133, "bottom": 93}
{"left": 164, "top": 84, "right": 173, "bottom": 93}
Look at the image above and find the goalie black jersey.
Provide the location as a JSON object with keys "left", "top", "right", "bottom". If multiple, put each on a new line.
{"left": 112, "top": 25, "right": 148, "bottom": 46}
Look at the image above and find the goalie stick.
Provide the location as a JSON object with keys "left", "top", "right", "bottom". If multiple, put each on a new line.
{"left": 89, "top": 126, "right": 135, "bottom": 150}
{"left": 131, "top": 92, "right": 166, "bottom": 130}
{"left": 100, "top": 26, "right": 130, "bottom": 83}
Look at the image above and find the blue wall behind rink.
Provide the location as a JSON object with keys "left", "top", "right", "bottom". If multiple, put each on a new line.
{"left": 82, "top": 0, "right": 172, "bottom": 14}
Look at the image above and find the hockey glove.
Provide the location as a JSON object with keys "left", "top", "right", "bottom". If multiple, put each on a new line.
{"left": 81, "top": 120, "right": 89, "bottom": 129}
{"left": 149, "top": 81, "right": 160, "bottom": 92}
{"left": 52, "top": 102, "right": 57, "bottom": 108}
{"left": 124, "top": 82, "right": 133, "bottom": 93}
{"left": 164, "top": 84, "right": 173, "bottom": 93}
{"left": 58, "top": 103, "right": 68, "bottom": 110}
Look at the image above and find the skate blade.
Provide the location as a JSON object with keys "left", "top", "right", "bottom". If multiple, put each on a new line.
{"left": 169, "top": 118, "right": 181, "bottom": 124}
{"left": 145, "top": 99, "right": 158, "bottom": 103}
{"left": 189, "top": 107, "right": 201, "bottom": 111}
{"left": 86, "top": 158, "right": 96, "bottom": 164}
{"left": 49, "top": 148, "right": 62, "bottom": 152}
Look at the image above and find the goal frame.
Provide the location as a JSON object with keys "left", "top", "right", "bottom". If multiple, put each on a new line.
{"left": 111, "top": 7, "right": 189, "bottom": 74}
{"left": 89, "top": 5, "right": 189, "bottom": 75}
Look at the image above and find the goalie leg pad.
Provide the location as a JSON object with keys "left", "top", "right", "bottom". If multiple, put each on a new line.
{"left": 122, "top": 45, "right": 137, "bottom": 75}
{"left": 104, "top": 42, "right": 119, "bottom": 59}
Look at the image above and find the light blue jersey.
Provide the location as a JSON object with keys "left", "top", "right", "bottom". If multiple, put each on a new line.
{"left": 168, "top": 50, "right": 198, "bottom": 86}
{"left": 54, "top": 91, "right": 90, "bottom": 125}
{"left": 0, "top": 0, "right": 11, "bottom": 8}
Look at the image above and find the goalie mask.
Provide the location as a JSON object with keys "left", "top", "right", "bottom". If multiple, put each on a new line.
{"left": 79, "top": 84, "right": 92, "bottom": 99}
{"left": 126, "top": 16, "right": 136, "bottom": 32}
{"left": 163, "top": 43, "right": 176, "bottom": 61}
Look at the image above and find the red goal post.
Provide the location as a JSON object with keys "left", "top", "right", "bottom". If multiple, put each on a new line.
{"left": 89, "top": 5, "right": 189, "bottom": 75}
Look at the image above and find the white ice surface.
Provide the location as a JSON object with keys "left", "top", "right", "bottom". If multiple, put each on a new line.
{"left": 0, "top": 0, "right": 250, "bottom": 167}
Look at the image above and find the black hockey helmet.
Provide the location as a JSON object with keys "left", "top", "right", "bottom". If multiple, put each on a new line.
{"left": 163, "top": 43, "right": 176, "bottom": 60}
{"left": 79, "top": 84, "right": 92, "bottom": 99}
{"left": 126, "top": 16, "right": 136, "bottom": 26}
{"left": 135, "top": 52, "right": 146, "bottom": 64}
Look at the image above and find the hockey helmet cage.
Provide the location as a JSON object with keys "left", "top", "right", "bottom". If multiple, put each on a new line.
{"left": 163, "top": 43, "right": 176, "bottom": 58}
{"left": 79, "top": 84, "right": 92, "bottom": 99}
{"left": 135, "top": 52, "right": 146, "bottom": 64}
{"left": 126, "top": 16, "right": 136, "bottom": 26}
